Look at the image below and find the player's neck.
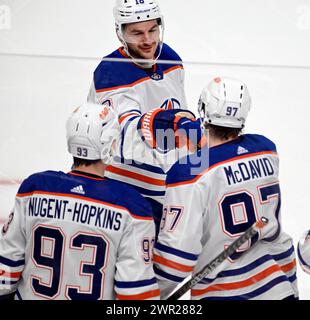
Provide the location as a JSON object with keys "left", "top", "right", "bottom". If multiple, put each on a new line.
{"left": 74, "top": 162, "right": 107, "bottom": 178}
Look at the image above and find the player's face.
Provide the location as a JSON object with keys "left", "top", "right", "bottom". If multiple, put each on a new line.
{"left": 123, "top": 20, "right": 160, "bottom": 60}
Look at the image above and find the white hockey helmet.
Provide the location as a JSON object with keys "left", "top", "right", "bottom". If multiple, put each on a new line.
{"left": 297, "top": 230, "right": 310, "bottom": 274}
{"left": 66, "top": 102, "right": 120, "bottom": 164}
{"left": 198, "top": 77, "right": 251, "bottom": 129}
{"left": 113, "top": 0, "right": 164, "bottom": 67}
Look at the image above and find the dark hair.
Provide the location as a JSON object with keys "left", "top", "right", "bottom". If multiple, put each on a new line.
{"left": 205, "top": 124, "right": 242, "bottom": 141}
{"left": 73, "top": 157, "right": 101, "bottom": 168}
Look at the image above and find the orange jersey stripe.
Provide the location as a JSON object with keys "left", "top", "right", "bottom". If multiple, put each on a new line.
{"left": 16, "top": 190, "right": 153, "bottom": 221}
{"left": 281, "top": 259, "right": 296, "bottom": 273}
{"left": 106, "top": 165, "right": 165, "bottom": 186}
{"left": 96, "top": 76, "right": 151, "bottom": 93}
{"left": 119, "top": 112, "right": 140, "bottom": 125}
{"left": 117, "top": 289, "right": 160, "bottom": 300}
{"left": 167, "top": 151, "right": 278, "bottom": 188}
{"left": 118, "top": 47, "right": 129, "bottom": 58}
{"left": 68, "top": 171, "right": 104, "bottom": 181}
{"left": 153, "top": 254, "right": 194, "bottom": 272}
{"left": 163, "top": 65, "right": 184, "bottom": 74}
{"left": 96, "top": 62, "right": 183, "bottom": 93}
{"left": 0, "top": 269, "right": 22, "bottom": 279}
{"left": 191, "top": 260, "right": 296, "bottom": 296}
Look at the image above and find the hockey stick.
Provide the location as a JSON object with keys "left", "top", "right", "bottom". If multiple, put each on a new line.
{"left": 166, "top": 217, "right": 269, "bottom": 300}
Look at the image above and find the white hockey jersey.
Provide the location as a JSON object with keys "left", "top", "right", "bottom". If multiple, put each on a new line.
{"left": 0, "top": 170, "right": 159, "bottom": 300}
{"left": 297, "top": 230, "right": 310, "bottom": 274}
{"left": 87, "top": 44, "right": 187, "bottom": 211}
{"left": 154, "top": 134, "right": 298, "bottom": 300}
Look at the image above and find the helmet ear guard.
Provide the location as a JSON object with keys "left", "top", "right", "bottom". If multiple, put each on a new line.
{"left": 198, "top": 77, "right": 251, "bottom": 129}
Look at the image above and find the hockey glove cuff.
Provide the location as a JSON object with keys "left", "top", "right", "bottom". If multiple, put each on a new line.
{"left": 138, "top": 108, "right": 205, "bottom": 153}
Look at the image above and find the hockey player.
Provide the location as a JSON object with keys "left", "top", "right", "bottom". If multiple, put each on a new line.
{"left": 297, "top": 230, "right": 310, "bottom": 274}
{"left": 0, "top": 103, "right": 160, "bottom": 300}
{"left": 113, "top": 106, "right": 205, "bottom": 236}
{"left": 88, "top": 0, "right": 187, "bottom": 114}
{"left": 154, "top": 77, "right": 299, "bottom": 300}
{"left": 87, "top": 0, "right": 188, "bottom": 225}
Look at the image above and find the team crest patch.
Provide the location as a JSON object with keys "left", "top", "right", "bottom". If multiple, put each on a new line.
{"left": 160, "top": 98, "right": 181, "bottom": 110}
{"left": 2, "top": 212, "right": 14, "bottom": 235}
{"left": 151, "top": 72, "right": 162, "bottom": 81}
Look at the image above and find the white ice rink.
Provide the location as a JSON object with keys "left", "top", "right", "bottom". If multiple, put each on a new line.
{"left": 0, "top": 0, "right": 310, "bottom": 299}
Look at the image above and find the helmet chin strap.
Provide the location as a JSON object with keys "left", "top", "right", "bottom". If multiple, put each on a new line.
{"left": 120, "top": 38, "right": 164, "bottom": 69}
{"left": 117, "top": 26, "right": 164, "bottom": 69}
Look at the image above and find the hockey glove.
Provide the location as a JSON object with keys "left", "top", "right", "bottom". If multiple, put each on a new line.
{"left": 175, "top": 116, "right": 207, "bottom": 152}
{"left": 138, "top": 108, "right": 205, "bottom": 153}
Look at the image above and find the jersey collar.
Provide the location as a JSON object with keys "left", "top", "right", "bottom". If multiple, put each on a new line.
{"left": 69, "top": 170, "right": 105, "bottom": 181}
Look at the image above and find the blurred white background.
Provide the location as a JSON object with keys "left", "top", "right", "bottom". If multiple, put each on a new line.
{"left": 0, "top": 0, "right": 310, "bottom": 299}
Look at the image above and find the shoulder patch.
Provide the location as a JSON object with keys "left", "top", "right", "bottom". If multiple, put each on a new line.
{"left": 2, "top": 212, "right": 14, "bottom": 236}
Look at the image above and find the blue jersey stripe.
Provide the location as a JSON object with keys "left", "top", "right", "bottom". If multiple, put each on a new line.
{"left": 154, "top": 265, "right": 185, "bottom": 283}
{"left": 17, "top": 171, "right": 154, "bottom": 220}
{"left": 119, "top": 109, "right": 141, "bottom": 118}
{"left": 288, "top": 273, "right": 297, "bottom": 283}
{"left": 273, "top": 246, "right": 295, "bottom": 261}
{"left": 1, "top": 280, "right": 18, "bottom": 285}
{"left": 115, "top": 278, "right": 157, "bottom": 289}
{"left": 94, "top": 44, "right": 183, "bottom": 91}
{"left": 113, "top": 156, "right": 165, "bottom": 175}
{"left": 200, "top": 247, "right": 295, "bottom": 284}
{"left": 131, "top": 185, "right": 165, "bottom": 197}
{"left": 155, "top": 242, "right": 199, "bottom": 261}
{"left": 297, "top": 244, "right": 310, "bottom": 269}
{"left": 201, "top": 275, "right": 293, "bottom": 300}
{"left": 0, "top": 256, "right": 25, "bottom": 267}
{"left": 167, "top": 134, "right": 277, "bottom": 186}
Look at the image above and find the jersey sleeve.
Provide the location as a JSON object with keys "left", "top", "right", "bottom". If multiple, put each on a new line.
{"left": 153, "top": 177, "right": 205, "bottom": 299}
{"left": 114, "top": 200, "right": 160, "bottom": 300}
{"left": 87, "top": 74, "right": 144, "bottom": 118}
{"left": 0, "top": 194, "right": 26, "bottom": 297}
{"left": 115, "top": 109, "right": 184, "bottom": 174}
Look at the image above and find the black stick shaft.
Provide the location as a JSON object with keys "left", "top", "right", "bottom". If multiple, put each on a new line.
{"left": 167, "top": 217, "right": 269, "bottom": 300}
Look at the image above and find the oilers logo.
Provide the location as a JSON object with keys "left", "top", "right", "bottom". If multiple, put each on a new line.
{"left": 2, "top": 212, "right": 14, "bottom": 236}
{"left": 150, "top": 72, "right": 162, "bottom": 81}
{"left": 160, "top": 98, "right": 181, "bottom": 110}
